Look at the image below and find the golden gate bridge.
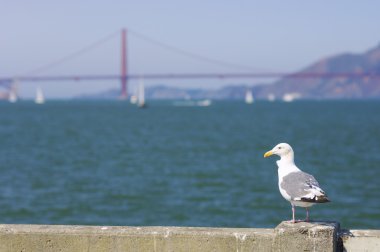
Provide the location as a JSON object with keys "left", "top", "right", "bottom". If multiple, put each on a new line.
{"left": 1, "top": 28, "right": 379, "bottom": 99}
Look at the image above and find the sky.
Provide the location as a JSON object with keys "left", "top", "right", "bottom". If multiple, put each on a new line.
{"left": 1, "top": 1, "right": 380, "bottom": 98}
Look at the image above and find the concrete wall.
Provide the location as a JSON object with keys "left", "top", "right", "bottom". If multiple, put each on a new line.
{"left": 0, "top": 221, "right": 378, "bottom": 252}
{"left": 340, "top": 229, "right": 380, "bottom": 252}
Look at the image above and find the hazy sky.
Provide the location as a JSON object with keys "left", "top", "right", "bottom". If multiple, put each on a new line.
{"left": 1, "top": 1, "right": 379, "bottom": 98}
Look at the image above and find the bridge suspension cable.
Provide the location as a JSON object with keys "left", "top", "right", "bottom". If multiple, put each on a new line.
{"left": 128, "top": 29, "right": 266, "bottom": 72}
{"left": 2, "top": 28, "right": 379, "bottom": 95}
{"left": 21, "top": 30, "right": 120, "bottom": 77}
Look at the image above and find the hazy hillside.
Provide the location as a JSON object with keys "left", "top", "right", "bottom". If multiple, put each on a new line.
{"left": 254, "top": 42, "right": 380, "bottom": 99}
{"left": 77, "top": 42, "right": 380, "bottom": 100}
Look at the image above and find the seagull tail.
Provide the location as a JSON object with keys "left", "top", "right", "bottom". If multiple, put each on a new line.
{"left": 317, "top": 195, "right": 331, "bottom": 203}
{"left": 300, "top": 195, "right": 331, "bottom": 203}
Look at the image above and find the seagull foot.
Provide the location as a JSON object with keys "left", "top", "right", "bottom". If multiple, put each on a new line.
{"left": 287, "top": 219, "right": 304, "bottom": 223}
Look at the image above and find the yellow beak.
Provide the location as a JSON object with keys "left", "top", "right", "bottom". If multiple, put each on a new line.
{"left": 264, "top": 150, "right": 273, "bottom": 158}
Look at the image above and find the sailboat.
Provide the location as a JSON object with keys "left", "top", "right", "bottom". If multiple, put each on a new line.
{"left": 130, "top": 83, "right": 139, "bottom": 104}
{"left": 245, "top": 90, "right": 254, "bottom": 104}
{"left": 8, "top": 90, "right": 17, "bottom": 103}
{"left": 35, "top": 87, "right": 45, "bottom": 104}
{"left": 8, "top": 79, "right": 18, "bottom": 103}
{"left": 197, "top": 99, "right": 212, "bottom": 107}
{"left": 130, "top": 94, "right": 137, "bottom": 104}
{"left": 267, "top": 93, "right": 275, "bottom": 102}
{"left": 137, "top": 77, "right": 146, "bottom": 108}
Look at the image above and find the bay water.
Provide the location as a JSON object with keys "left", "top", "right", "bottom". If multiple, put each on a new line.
{"left": 0, "top": 100, "right": 379, "bottom": 229}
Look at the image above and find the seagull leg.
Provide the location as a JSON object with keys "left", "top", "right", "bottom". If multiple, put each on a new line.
{"left": 291, "top": 205, "right": 296, "bottom": 223}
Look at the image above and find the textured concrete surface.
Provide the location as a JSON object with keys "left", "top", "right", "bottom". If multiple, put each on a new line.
{"left": 274, "top": 221, "right": 339, "bottom": 252}
{"left": 0, "top": 225, "right": 274, "bottom": 252}
{"left": 340, "top": 229, "right": 380, "bottom": 252}
{"left": 0, "top": 221, "right": 347, "bottom": 252}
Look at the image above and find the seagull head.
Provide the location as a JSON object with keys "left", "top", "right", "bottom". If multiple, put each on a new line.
{"left": 264, "top": 143, "right": 294, "bottom": 159}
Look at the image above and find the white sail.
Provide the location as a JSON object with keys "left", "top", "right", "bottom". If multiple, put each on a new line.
{"left": 35, "top": 87, "right": 45, "bottom": 104}
{"left": 8, "top": 79, "right": 19, "bottom": 103}
{"left": 245, "top": 90, "right": 254, "bottom": 104}
{"left": 137, "top": 77, "right": 146, "bottom": 108}
{"left": 130, "top": 95, "right": 137, "bottom": 104}
{"left": 130, "top": 83, "right": 138, "bottom": 104}
{"left": 8, "top": 90, "right": 17, "bottom": 103}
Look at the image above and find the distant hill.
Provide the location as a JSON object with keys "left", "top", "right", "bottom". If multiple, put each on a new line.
{"left": 253, "top": 42, "right": 380, "bottom": 99}
{"left": 77, "top": 42, "right": 380, "bottom": 100}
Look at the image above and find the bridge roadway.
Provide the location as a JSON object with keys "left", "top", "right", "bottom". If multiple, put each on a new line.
{"left": 1, "top": 72, "right": 380, "bottom": 84}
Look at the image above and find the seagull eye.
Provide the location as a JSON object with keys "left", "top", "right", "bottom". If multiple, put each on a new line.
{"left": 278, "top": 147, "right": 282, "bottom": 149}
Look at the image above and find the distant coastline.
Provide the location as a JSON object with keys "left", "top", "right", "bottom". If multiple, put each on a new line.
{"left": 78, "top": 42, "right": 380, "bottom": 101}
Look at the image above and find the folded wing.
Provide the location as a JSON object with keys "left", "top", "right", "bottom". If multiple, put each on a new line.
{"left": 281, "top": 171, "right": 330, "bottom": 203}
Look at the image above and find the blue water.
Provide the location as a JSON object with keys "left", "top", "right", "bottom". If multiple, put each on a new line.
{"left": 0, "top": 100, "right": 379, "bottom": 229}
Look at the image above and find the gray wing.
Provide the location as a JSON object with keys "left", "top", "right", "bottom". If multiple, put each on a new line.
{"left": 281, "top": 171, "right": 330, "bottom": 203}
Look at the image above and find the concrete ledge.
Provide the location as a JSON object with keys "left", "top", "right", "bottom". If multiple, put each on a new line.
{"left": 0, "top": 221, "right": 340, "bottom": 252}
{"left": 340, "top": 229, "right": 380, "bottom": 252}
{"left": 274, "top": 221, "right": 339, "bottom": 252}
{"left": 0, "top": 225, "right": 274, "bottom": 252}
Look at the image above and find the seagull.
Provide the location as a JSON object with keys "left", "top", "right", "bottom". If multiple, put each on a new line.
{"left": 264, "top": 143, "right": 330, "bottom": 223}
